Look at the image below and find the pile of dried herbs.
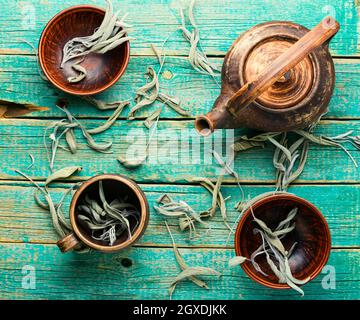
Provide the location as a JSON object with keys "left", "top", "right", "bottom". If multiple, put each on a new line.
{"left": 178, "top": 0, "right": 220, "bottom": 79}
{"left": 155, "top": 194, "right": 209, "bottom": 239}
{"left": 155, "top": 170, "right": 234, "bottom": 239}
{"left": 230, "top": 129, "right": 360, "bottom": 193}
{"left": 61, "top": 0, "right": 133, "bottom": 83}
{"left": 223, "top": 127, "right": 359, "bottom": 240}
{"left": 229, "top": 207, "right": 309, "bottom": 296}
{"left": 44, "top": 101, "right": 128, "bottom": 170}
{"left": 128, "top": 64, "right": 190, "bottom": 120}
{"left": 269, "top": 129, "right": 360, "bottom": 191}
{"left": 187, "top": 176, "right": 231, "bottom": 230}
{"left": 77, "top": 181, "right": 140, "bottom": 246}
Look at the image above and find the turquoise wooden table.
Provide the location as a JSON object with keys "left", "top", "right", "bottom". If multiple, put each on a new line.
{"left": 0, "top": 0, "right": 359, "bottom": 300}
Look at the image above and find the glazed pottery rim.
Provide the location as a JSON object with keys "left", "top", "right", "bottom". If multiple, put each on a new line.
{"left": 38, "top": 5, "right": 130, "bottom": 96}
{"left": 234, "top": 194, "right": 331, "bottom": 290}
{"left": 70, "top": 174, "right": 149, "bottom": 252}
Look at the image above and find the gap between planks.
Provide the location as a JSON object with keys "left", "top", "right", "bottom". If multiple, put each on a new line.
{"left": 0, "top": 239, "right": 358, "bottom": 251}
{"left": 0, "top": 175, "right": 360, "bottom": 186}
{"left": 5, "top": 115, "right": 360, "bottom": 121}
{"left": 2, "top": 178, "right": 360, "bottom": 186}
{"left": 1, "top": 50, "right": 360, "bottom": 59}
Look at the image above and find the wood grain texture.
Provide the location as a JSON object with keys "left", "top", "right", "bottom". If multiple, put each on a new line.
{"left": 0, "top": 182, "right": 358, "bottom": 248}
{"left": 0, "top": 243, "right": 358, "bottom": 300}
{"left": 0, "top": 0, "right": 358, "bottom": 56}
{"left": 0, "top": 118, "right": 359, "bottom": 183}
{"left": 0, "top": 55, "right": 360, "bottom": 119}
{"left": 0, "top": 0, "right": 359, "bottom": 301}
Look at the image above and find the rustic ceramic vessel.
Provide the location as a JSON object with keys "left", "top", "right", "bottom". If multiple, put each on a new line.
{"left": 39, "top": 5, "right": 130, "bottom": 96}
{"left": 234, "top": 194, "right": 331, "bottom": 289}
{"left": 196, "top": 17, "right": 340, "bottom": 136}
{"left": 57, "top": 175, "right": 149, "bottom": 253}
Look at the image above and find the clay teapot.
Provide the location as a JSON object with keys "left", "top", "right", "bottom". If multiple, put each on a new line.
{"left": 195, "top": 17, "right": 340, "bottom": 136}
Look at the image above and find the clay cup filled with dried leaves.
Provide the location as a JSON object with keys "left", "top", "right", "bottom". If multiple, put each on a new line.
{"left": 232, "top": 194, "right": 331, "bottom": 295}
{"left": 39, "top": 1, "right": 132, "bottom": 95}
{"left": 57, "top": 174, "right": 149, "bottom": 253}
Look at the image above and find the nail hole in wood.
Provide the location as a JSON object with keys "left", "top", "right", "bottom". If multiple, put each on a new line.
{"left": 121, "top": 258, "right": 133, "bottom": 268}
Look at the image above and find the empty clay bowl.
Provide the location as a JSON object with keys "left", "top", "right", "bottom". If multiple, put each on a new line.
{"left": 57, "top": 174, "right": 149, "bottom": 253}
{"left": 234, "top": 194, "right": 331, "bottom": 289}
{"left": 39, "top": 5, "right": 130, "bottom": 95}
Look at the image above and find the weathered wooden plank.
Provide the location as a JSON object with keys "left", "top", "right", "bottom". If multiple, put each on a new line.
{"left": 0, "top": 55, "right": 221, "bottom": 119}
{"left": 0, "top": 182, "right": 359, "bottom": 247}
{"left": 0, "top": 0, "right": 358, "bottom": 302}
{"left": 1, "top": 55, "right": 360, "bottom": 119}
{"left": 0, "top": 118, "right": 360, "bottom": 183}
{"left": 0, "top": 243, "right": 358, "bottom": 300}
{"left": 0, "top": 0, "right": 358, "bottom": 57}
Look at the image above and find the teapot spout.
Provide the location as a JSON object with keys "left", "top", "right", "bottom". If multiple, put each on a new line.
{"left": 195, "top": 93, "right": 239, "bottom": 136}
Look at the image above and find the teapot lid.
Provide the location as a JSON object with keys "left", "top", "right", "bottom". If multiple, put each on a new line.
{"left": 233, "top": 21, "right": 328, "bottom": 111}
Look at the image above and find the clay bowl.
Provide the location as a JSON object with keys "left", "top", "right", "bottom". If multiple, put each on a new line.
{"left": 57, "top": 175, "right": 149, "bottom": 253}
{"left": 234, "top": 194, "right": 331, "bottom": 289}
{"left": 39, "top": 5, "right": 130, "bottom": 96}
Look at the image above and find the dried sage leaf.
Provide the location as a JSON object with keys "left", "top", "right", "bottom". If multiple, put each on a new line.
{"left": 119, "top": 108, "right": 160, "bottom": 169}
{"left": 275, "top": 208, "right": 298, "bottom": 231}
{"left": 45, "top": 166, "right": 82, "bottom": 187}
{"left": 156, "top": 198, "right": 207, "bottom": 239}
{"left": 87, "top": 101, "right": 128, "bottom": 134}
{"left": 65, "top": 129, "right": 77, "bottom": 154}
{"left": 67, "top": 63, "right": 87, "bottom": 83}
{"left": 170, "top": 266, "right": 220, "bottom": 287}
{"left": 229, "top": 256, "right": 247, "bottom": 267}
{"left": 83, "top": 96, "right": 126, "bottom": 110}
{"left": 128, "top": 67, "right": 159, "bottom": 119}
{"left": 150, "top": 43, "right": 165, "bottom": 67}
{"left": 157, "top": 93, "right": 190, "bottom": 117}
{"left": 284, "top": 257, "right": 310, "bottom": 285}
{"left": 15, "top": 170, "right": 74, "bottom": 238}
{"left": 79, "top": 125, "right": 113, "bottom": 153}
{"left": 268, "top": 136, "right": 292, "bottom": 162}
{"left": 144, "top": 107, "right": 162, "bottom": 129}
{"left": 117, "top": 155, "right": 147, "bottom": 168}
{"left": 27, "top": 153, "right": 35, "bottom": 169}
{"left": 169, "top": 266, "right": 220, "bottom": 299}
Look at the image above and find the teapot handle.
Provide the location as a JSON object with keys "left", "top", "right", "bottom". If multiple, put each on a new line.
{"left": 226, "top": 16, "right": 340, "bottom": 117}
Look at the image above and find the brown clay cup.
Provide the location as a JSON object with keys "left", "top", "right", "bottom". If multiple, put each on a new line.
{"left": 57, "top": 175, "right": 149, "bottom": 253}
{"left": 234, "top": 194, "right": 331, "bottom": 289}
{"left": 39, "top": 5, "right": 130, "bottom": 96}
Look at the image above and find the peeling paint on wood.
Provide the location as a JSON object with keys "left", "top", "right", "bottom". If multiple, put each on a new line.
{"left": 0, "top": 183, "right": 358, "bottom": 247}
{"left": 0, "top": 0, "right": 359, "bottom": 300}
{"left": 0, "top": 118, "right": 359, "bottom": 183}
{"left": 0, "top": 56, "right": 359, "bottom": 119}
{"left": 0, "top": 243, "right": 358, "bottom": 300}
